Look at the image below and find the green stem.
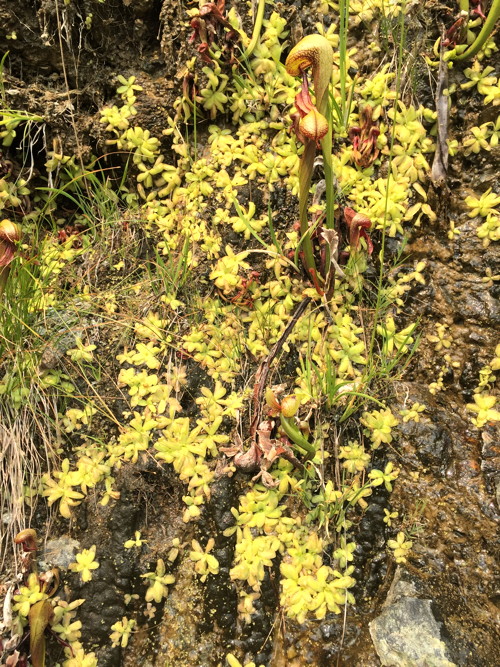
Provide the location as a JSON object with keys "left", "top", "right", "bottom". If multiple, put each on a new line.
{"left": 0, "top": 266, "right": 10, "bottom": 299}
{"left": 280, "top": 414, "right": 316, "bottom": 459}
{"left": 454, "top": 0, "right": 500, "bottom": 60}
{"left": 320, "top": 100, "right": 334, "bottom": 231}
{"left": 320, "top": 100, "right": 334, "bottom": 284}
{"left": 339, "top": 0, "right": 350, "bottom": 129}
{"left": 298, "top": 140, "right": 320, "bottom": 282}
{"left": 242, "top": 0, "right": 267, "bottom": 59}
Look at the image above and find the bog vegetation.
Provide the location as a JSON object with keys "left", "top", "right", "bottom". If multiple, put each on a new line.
{"left": 0, "top": 0, "right": 499, "bottom": 665}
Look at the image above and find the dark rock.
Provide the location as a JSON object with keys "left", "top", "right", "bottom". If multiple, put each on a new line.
{"left": 398, "top": 419, "right": 451, "bottom": 468}
{"left": 202, "top": 474, "right": 238, "bottom": 634}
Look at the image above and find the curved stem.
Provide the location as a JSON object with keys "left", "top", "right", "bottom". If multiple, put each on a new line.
{"left": 455, "top": 0, "right": 500, "bottom": 60}
{"left": 318, "top": 70, "right": 334, "bottom": 224}
{"left": 280, "top": 414, "right": 316, "bottom": 459}
{"left": 242, "top": 0, "right": 267, "bottom": 59}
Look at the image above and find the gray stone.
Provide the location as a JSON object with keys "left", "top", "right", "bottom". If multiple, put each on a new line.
{"left": 370, "top": 573, "right": 456, "bottom": 667}
{"left": 42, "top": 537, "right": 80, "bottom": 569}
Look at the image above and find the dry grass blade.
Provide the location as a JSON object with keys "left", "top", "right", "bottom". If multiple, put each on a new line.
{"left": 0, "top": 391, "right": 58, "bottom": 570}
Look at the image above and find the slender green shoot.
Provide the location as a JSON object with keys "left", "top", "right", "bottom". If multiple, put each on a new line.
{"left": 279, "top": 413, "right": 316, "bottom": 458}
{"left": 338, "top": 0, "right": 350, "bottom": 129}
{"left": 242, "top": 0, "right": 267, "bottom": 59}
{"left": 148, "top": 234, "right": 192, "bottom": 297}
{"left": 368, "top": 3, "right": 407, "bottom": 361}
{"left": 0, "top": 51, "right": 8, "bottom": 104}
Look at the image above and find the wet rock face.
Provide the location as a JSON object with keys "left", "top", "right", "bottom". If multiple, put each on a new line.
{"left": 388, "top": 382, "right": 500, "bottom": 666}
{"left": 67, "top": 469, "right": 151, "bottom": 667}
{"left": 393, "top": 384, "right": 455, "bottom": 472}
{"left": 240, "top": 566, "right": 280, "bottom": 665}
{"left": 353, "top": 485, "right": 390, "bottom": 600}
{"left": 437, "top": 268, "right": 500, "bottom": 326}
{"left": 399, "top": 419, "right": 451, "bottom": 469}
{"left": 480, "top": 429, "right": 500, "bottom": 502}
{"left": 203, "top": 474, "right": 238, "bottom": 634}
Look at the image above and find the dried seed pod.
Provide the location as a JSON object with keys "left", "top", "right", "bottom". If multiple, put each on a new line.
{"left": 233, "top": 441, "right": 261, "bottom": 473}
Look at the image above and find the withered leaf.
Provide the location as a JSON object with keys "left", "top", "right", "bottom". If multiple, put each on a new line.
{"left": 431, "top": 44, "right": 449, "bottom": 186}
{"left": 28, "top": 600, "right": 54, "bottom": 667}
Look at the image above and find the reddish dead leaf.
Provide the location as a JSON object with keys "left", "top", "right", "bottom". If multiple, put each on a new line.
{"left": 257, "top": 420, "right": 287, "bottom": 465}
{"left": 471, "top": 0, "right": 486, "bottom": 20}
{"left": 442, "top": 12, "right": 468, "bottom": 47}
{"left": 221, "top": 432, "right": 261, "bottom": 473}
